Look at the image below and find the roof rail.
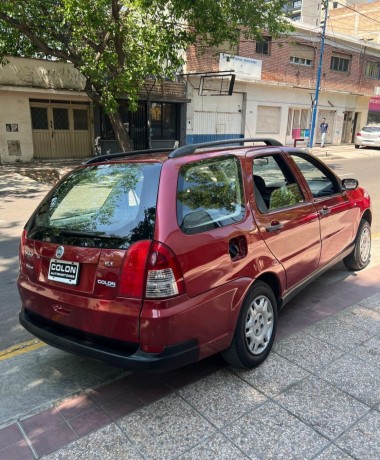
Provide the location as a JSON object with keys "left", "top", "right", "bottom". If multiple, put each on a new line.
{"left": 169, "top": 138, "right": 283, "bottom": 159}
{"left": 84, "top": 148, "right": 174, "bottom": 165}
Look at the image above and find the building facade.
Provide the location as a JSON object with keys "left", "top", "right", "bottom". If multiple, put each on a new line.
{"left": 328, "top": 0, "right": 380, "bottom": 44}
{"left": 0, "top": 57, "right": 188, "bottom": 163}
{"left": 0, "top": 57, "right": 93, "bottom": 163}
{"left": 184, "top": 23, "right": 380, "bottom": 147}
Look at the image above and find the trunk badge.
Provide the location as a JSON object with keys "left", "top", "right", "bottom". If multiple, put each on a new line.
{"left": 56, "top": 246, "right": 65, "bottom": 259}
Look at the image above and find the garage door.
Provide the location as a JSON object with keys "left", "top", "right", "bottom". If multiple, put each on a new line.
{"left": 30, "top": 101, "right": 92, "bottom": 159}
{"left": 189, "top": 93, "right": 244, "bottom": 143}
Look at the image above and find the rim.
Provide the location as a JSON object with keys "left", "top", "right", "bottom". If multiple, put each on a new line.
{"left": 359, "top": 226, "right": 371, "bottom": 263}
{"left": 244, "top": 295, "right": 274, "bottom": 356}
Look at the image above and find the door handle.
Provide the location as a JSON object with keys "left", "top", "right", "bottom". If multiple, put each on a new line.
{"left": 319, "top": 207, "right": 330, "bottom": 216}
{"left": 266, "top": 221, "right": 283, "bottom": 232}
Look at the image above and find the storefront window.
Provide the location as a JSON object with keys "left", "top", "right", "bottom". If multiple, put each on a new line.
{"left": 99, "top": 102, "right": 178, "bottom": 145}
{"left": 151, "top": 103, "right": 177, "bottom": 139}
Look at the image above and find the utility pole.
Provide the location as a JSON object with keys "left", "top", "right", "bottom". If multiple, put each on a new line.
{"left": 308, "top": 0, "right": 329, "bottom": 149}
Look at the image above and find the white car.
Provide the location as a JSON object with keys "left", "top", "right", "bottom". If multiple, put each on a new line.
{"left": 354, "top": 125, "right": 380, "bottom": 149}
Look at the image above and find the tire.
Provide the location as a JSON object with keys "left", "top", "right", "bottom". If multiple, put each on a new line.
{"left": 222, "top": 281, "right": 277, "bottom": 369}
{"left": 355, "top": 144, "right": 359, "bottom": 149}
{"left": 343, "top": 219, "right": 371, "bottom": 270}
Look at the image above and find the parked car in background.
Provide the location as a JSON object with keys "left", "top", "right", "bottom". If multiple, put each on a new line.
{"left": 18, "top": 139, "right": 371, "bottom": 372}
{"left": 354, "top": 124, "right": 380, "bottom": 149}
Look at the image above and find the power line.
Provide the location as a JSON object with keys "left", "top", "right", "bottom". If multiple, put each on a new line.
{"left": 334, "top": 1, "right": 380, "bottom": 26}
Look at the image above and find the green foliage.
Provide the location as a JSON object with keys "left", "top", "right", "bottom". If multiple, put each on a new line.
{"left": 0, "top": 1, "right": 291, "bottom": 114}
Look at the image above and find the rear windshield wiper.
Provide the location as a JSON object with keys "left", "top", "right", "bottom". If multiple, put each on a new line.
{"left": 60, "top": 229, "right": 114, "bottom": 239}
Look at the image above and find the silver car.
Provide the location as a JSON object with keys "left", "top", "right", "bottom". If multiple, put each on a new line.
{"left": 355, "top": 125, "right": 380, "bottom": 149}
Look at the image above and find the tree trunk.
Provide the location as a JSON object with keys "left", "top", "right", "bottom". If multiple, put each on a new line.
{"left": 108, "top": 111, "right": 134, "bottom": 152}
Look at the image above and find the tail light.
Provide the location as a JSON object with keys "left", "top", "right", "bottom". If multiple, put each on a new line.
{"left": 145, "top": 241, "right": 185, "bottom": 298}
{"left": 19, "top": 229, "right": 34, "bottom": 274}
{"left": 356, "top": 133, "right": 362, "bottom": 137}
{"left": 119, "top": 240, "right": 185, "bottom": 299}
{"left": 19, "top": 229, "right": 27, "bottom": 272}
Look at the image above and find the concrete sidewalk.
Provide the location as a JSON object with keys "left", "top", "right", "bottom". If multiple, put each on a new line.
{"left": 0, "top": 253, "right": 379, "bottom": 459}
{"left": 0, "top": 146, "right": 380, "bottom": 459}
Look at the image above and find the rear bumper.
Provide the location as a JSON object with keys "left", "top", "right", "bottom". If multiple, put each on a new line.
{"left": 19, "top": 309, "right": 199, "bottom": 373}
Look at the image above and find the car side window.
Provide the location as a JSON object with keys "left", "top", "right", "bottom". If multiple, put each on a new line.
{"left": 290, "top": 153, "right": 341, "bottom": 198}
{"left": 177, "top": 156, "right": 245, "bottom": 235}
{"left": 253, "top": 154, "right": 304, "bottom": 213}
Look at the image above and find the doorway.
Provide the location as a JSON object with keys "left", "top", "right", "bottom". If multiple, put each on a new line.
{"left": 342, "top": 111, "right": 353, "bottom": 144}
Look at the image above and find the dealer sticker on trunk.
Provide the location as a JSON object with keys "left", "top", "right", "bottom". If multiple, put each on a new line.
{"left": 48, "top": 259, "right": 80, "bottom": 285}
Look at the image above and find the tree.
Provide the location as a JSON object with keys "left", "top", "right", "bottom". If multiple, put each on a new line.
{"left": 0, "top": 1, "right": 291, "bottom": 151}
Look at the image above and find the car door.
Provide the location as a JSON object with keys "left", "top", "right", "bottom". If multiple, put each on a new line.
{"left": 248, "top": 151, "right": 321, "bottom": 290}
{"left": 288, "top": 152, "right": 357, "bottom": 267}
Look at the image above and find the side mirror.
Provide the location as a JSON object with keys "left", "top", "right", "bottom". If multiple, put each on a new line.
{"left": 342, "top": 178, "right": 358, "bottom": 191}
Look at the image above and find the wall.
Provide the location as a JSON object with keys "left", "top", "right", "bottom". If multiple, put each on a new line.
{"left": 0, "top": 56, "right": 86, "bottom": 90}
{"left": 186, "top": 31, "right": 380, "bottom": 98}
{"left": 0, "top": 91, "right": 34, "bottom": 162}
{"left": 328, "top": 0, "right": 380, "bottom": 43}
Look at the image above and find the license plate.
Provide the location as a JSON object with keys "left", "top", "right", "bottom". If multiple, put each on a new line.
{"left": 48, "top": 259, "right": 80, "bottom": 285}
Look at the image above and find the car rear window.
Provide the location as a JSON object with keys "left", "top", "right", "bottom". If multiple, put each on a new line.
{"left": 27, "top": 162, "right": 162, "bottom": 249}
{"left": 362, "top": 126, "right": 380, "bottom": 133}
{"left": 177, "top": 156, "right": 245, "bottom": 235}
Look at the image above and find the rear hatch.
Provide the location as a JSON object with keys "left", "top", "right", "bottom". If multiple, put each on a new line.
{"left": 19, "top": 160, "right": 162, "bottom": 341}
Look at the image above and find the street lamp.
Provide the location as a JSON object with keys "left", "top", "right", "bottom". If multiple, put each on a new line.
{"left": 143, "top": 77, "right": 156, "bottom": 149}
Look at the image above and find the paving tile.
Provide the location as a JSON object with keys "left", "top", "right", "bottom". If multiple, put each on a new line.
{"left": 352, "top": 335, "right": 380, "bottom": 369}
{"left": 0, "top": 423, "right": 23, "bottom": 449}
{"left": 87, "top": 380, "right": 128, "bottom": 405}
{"left": 336, "top": 411, "right": 380, "bottom": 459}
{"left": 231, "top": 352, "right": 310, "bottom": 398}
{"left": 56, "top": 394, "right": 98, "bottom": 420}
{"left": 273, "top": 331, "right": 345, "bottom": 372}
{"left": 0, "top": 439, "right": 35, "bottom": 460}
{"left": 317, "top": 354, "right": 380, "bottom": 407}
{"left": 66, "top": 407, "right": 112, "bottom": 437}
{"left": 43, "top": 423, "right": 143, "bottom": 460}
{"left": 304, "top": 315, "right": 373, "bottom": 351}
{"left": 181, "top": 354, "right": 226, "bottom": 378}
{"left": 223, "top": 400, "right": 329, "bottom": 459}
{"left": 177, "top": 433, "right": 247, "bottom": 460}
{"left": 119, "top": 375, "right": 172, "bottom": 404}
{"left": 357, "top": 292, "right": 380, "bottom": 312}
{"left": 156, "top": 368, "right": 204, "bottom": 390}
{"left": 101, "top": 393, "right": 144, "bottom": 420}
{"left": 0, "top": 347, "right": 125, "bottom": 425}
{"left": 118, "top": 393, "right": 215, "bottom": 459}
{"left": 20, "top": 407, "right": 65, "bottom": 438}
{"left": 278, "top": 307, "right": 330, "bottom": 338}
{"left": 178, "top": 368, "right": 266, "bottom": 428}
{"left": 336, "top": 305, "right": 380, "bottom": 335}
{"left": 313, "top": 444, "right": 354, "bottom": 459}
{"left": 29, "top": 421, "right": 78, "bottom": 457}
{"left": 274, "top": 376, "right": 370, "bottom": 440}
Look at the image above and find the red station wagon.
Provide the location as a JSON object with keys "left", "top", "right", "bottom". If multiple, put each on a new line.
{"left": 18, "top": 139, "right": 372, "bottom": 372}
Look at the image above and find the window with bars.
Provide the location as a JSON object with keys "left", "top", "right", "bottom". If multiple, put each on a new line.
{"left": 73, "top": 109, "right": 89, "bottom": 130}
{"left": 289, "top": 56, "right": 312, "bottom": 67}
{"left": 255, "top": 37, "right": 271, "bottom": 55}
{"left": 365, "top": 61, "right": 380, "bottom": 79}
{"left": 31, "top": 107, "right": 48, "bottom": 130}
{"left": 53, "top": 108, "right": 69, "bottom": 130}
{"left": 330, "top": 55, "right": 350, "bottom": 73}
